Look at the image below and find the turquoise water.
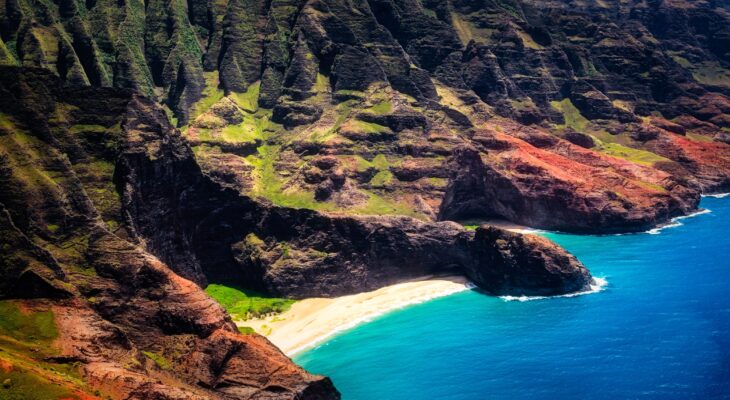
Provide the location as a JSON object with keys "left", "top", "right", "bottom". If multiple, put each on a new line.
{"left": 296, "top": 197, "right": 730, "bottom": 399}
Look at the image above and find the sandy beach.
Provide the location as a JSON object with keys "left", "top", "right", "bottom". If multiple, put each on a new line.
{"left": 240, "top": 276, "right": 472, "bottom": 356}
{"left": 481, "top": 219, "right": 535, "bottom": 234}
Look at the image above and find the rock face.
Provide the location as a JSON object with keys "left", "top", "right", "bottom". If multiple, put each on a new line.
{"left": 0, "top": 67, "right": 338, "bottom": 400}
{"left": 439, "top": 144, "right": 699, "bottom": 233}
{"left": 4, "top": 0, "right": 730, "bottom": 233}
{"left": 0, "top": 66, "right": 592, "bottom": 398}
{"left": 460, "top": 226, "right": 591, "bottom": 296}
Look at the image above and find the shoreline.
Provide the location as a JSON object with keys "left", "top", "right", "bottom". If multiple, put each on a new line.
{"left": 702, "top": 192, "right": 729, "bottom": 199}
{"left": 479, "top": 219, "right": 536, "bottom": 234}
{"left": 239, "top": 197, "right": 728, "bottom": 356}
{"left": 238, "top": 276, "right": 472, "bottom": 356}
{"left": 646, "top": 207, "right": 712, "bottom": 235}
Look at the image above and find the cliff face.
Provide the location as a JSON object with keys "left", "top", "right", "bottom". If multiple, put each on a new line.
{"left": 0, "top": 67, "right": 339, "bottom": 399}
{"left": 0, "top": 66, "right": 591, "bottom": 398}
{"left": 3, "top": 0, "right": 730, "bottom": 233}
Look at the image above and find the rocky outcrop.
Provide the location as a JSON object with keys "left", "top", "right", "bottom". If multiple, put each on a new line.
{"left": 439, "top": 143, "right": 701, "bottom": 233}
{"left": 460, "top": 226, "right": 591, "bottom": 296}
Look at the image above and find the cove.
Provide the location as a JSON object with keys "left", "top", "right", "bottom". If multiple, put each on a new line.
{"left": 296, "top": 197, "right": 730, "bottom": 400}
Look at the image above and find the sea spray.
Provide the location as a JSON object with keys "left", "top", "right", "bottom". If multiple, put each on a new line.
{"left": 499, "top": 277, "right": 608, "bottom": 302}
{"left": 646, "top": 208, "right": 712, "bottom": 235}
{"left": 702, "top": 193, "right": 729, "bottom": 198}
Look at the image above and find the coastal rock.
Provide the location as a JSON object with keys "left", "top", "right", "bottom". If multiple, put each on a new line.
{"left": 460, "top": 227, "right": 592, "bottom": 296}
{"left": 439, "top": 143, "right": 701, "bottom": 234}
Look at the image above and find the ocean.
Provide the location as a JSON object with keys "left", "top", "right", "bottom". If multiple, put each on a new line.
{"left": 296, "top": 196, "right": 730, "bottom": 399}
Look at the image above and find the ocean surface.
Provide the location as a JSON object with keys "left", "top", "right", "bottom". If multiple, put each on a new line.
{"left": 296, "top": 196, "right": 730, "bottom": 399}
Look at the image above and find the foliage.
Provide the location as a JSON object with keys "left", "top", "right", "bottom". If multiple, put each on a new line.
{"left": 0, "top": 301, "right": 58, "bottom": 350}
{"left": 205, "top": 284, "right": 296, "bottom": 320}
{"left": 141, "top": 351, "right": 170, "bottom": 370}
{"left": 237, "top": 326, "right": 255, "bottom": 335}
{"left": 550, "top": 99, "right": 590, "bottom": 132}
{"left": 229, "top": 82, "right": 261, "bottom": 113}
{"left": 368, "top": 101, "right": 392, "bottom": 115}
{"left": 596, "top": 142, "right": 669, "bottom": 166}
{"left": 190, "top": 71, "right": 224, "bottom": 120}
{"left": 0, "top": 364, "right": 82, "bottom": 400}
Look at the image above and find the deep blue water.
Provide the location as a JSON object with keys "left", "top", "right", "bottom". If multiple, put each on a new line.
{"left": 296, "top": 197, "right": 730, "bottom": 400}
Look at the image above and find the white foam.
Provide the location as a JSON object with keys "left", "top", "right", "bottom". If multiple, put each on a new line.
{"left": 287, "top": 282, "right": 473, "bottom": 356}
{"left": 646, "top": 208, "right": 712, "bottom": 235}
{"left": 703, "top": 192, "right": 730, "bottom": 199}
{"left": 499, "top": 277, "right": 608, "bottom": 302}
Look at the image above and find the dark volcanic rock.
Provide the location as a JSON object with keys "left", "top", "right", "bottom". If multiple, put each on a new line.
{"left": 438, "top": 146, "right": 700, "bottom": 234}
{"left": 273, "top": 100, "right": 324, "bottom": 127}
{"left": 461, "top": 226, "right": 591, "bottom": 296}
{"left": 564, "top": 130, "right": 596, "bottom": 149}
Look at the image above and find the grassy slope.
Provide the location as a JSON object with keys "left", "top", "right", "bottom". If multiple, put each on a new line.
{"left": 550, "top": 99, "right": 670, "bottom": 166}
{"left": 0, "top": 301, "right": 98, "bottom": 400}
{"left": 204, "top": 284, "right": 296, "bottom": 321}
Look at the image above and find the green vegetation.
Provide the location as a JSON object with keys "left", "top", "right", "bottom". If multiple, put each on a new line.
{"left": 670, "top": 55, "right": 730, "bottom": 88}
{"left": 310, "top": 100, "right": 357, "bottom": 143}
{"left": 550, "top": 98, "right": 590, "bottom": 132}
{"left": 141, "top": 351, "right": 170, "bottom": 370}
{"left": 691, "top": 62, "right": 730, "bottom": 88}
{"left": 686, "top": 132, "right": 715, "bottom": 143}
{"left": 450, "top": 12, "right": 494, "bottom": 45}
{"left": 220, "top": 116, "right": 266, "bottom": 144}
{"left": 0, "top": 302, "right": 89, "bottom": 399}
{"left": 229, "top": 82, "right": 261, "bottom": 113}
{"left": 371, "top": 154, "right": 390, "bottom": 170}
{"left": 204, "top": 284, "right": 296, "bottom": 320}
{"left": 68, "top": 124, "right": 107, "bottom": 134}
{"left": 517, "top": 30, "right": 544, "bottom": 50}
{"left": 635, "top": 180, "right": 667, "bottom": 193}
{"left": 0, "top": 39, "right": 18, "bottom": 65}
{"left": 368, "top": 101, "right": 392, "bottom": 115}
{"left": 596, "top": 142, "right": 669, "bottom": 166}
{"left": 237, "top": 326, "right": 255, "bottom": 335}
{"left": 350, "top": 191, "right": 422, "bottom": 218}
{"left": 509, "top": 97, "right": 537, "bottom": 112}
{"left": 334, "top": 89, "right": 366, "bottom": 99}
{"left": 0, "top": 301, "right": 58, "bottom": 352}
{"left": 0, "top": 113, "right": 15, "bottom": 131}
{"left": 370, "top": 170, "right": 393, "bottom": 187}
{"left": 72, "top": 160, "right": 121, "bottom": 220}
{"left": 246, "top": 145, "right": 330, "bottom": 210}
{"left": 0, "top": 364, "right": 82, "bottom": 400}
{"left": 190, "top": 71, "right": 224, "bottom": 120}
{"left": 567, "top": 125, "right": 670, "bottom": 166}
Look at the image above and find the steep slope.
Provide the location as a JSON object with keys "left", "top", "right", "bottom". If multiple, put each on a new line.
{"left": 4, "top": 0, "right": 730, "bottom": 232}
{"left": 0, "top": 67, "right": 339, "bottom": 399}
